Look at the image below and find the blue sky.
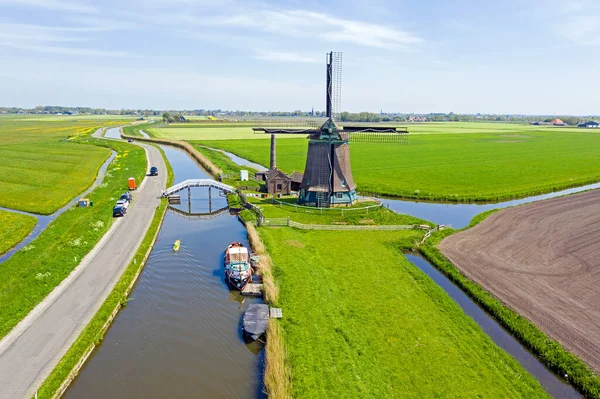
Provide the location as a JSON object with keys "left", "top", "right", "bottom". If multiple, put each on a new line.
{"left": 0, "top": 0, "right": 599, "bottom": 114}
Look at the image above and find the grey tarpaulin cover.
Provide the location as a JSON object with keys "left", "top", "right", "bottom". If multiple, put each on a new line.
{"left": 242, "top": 304, "right": 269, "bottom": 340}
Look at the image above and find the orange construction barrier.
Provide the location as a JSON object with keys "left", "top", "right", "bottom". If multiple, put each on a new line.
{"left": 128, "top": 177, "right": 136, "bottom": 190}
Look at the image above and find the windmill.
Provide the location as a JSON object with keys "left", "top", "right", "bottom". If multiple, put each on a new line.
{"left": 253, "top": 52, "right": 408, "bottom": 208}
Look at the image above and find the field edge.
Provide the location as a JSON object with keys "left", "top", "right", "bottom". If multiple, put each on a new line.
{"left": 419, "top": 211, "right": 600, "bottom": 398}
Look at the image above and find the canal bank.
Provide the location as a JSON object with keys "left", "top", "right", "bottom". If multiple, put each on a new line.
{"left": 63, "top": 145, "right": 265, "bottom": 398}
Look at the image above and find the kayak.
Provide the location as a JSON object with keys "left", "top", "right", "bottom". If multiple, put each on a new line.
{"left": 173, "top": 239, "right": 181, "bottom": 252}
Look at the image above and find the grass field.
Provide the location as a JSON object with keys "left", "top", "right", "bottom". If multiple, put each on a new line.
{"left": 0, "top": 132, "right": 146, "bottom": 339}
{"left": 259, "top": 226, "right": 547, "bottom": 397}
{"left": 0, "top": 116, "right": 131, "bottom": 214}
{"left": 170, "top": 123, "right": 600, "bottom": 202}
{"left": 0, "top": 210, "right": 37, "bottom": 255}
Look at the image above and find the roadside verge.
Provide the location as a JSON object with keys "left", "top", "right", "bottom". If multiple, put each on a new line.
{"left": 35, "top": 143, "right": 175, "bottom": 398}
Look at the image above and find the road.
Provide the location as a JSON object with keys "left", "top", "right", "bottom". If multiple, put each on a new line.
{"left": 439, "top": 188, "right": 600, "bottom": 373}
{"left": 0, "top": 129, "right": 167, "bottom": 398}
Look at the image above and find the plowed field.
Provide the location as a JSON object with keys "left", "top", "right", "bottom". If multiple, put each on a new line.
{"left": 439, "top": 189, "right": 600, "bottom": 371}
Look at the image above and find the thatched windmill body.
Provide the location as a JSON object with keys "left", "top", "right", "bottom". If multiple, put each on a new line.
{"left": 254, "top": 52, "right": 407, "bottom": 208}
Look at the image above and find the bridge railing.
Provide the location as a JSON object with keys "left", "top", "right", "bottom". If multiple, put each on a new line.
{"left": 163, "top": 179, "right": 235, "bottom": 197}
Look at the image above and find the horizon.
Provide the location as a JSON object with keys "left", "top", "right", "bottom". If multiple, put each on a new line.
{"left": 1, "top": 0, "right": 599, "bottom": 115}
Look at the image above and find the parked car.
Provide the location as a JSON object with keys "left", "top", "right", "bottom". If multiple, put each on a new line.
{"left": 120, "top": 192, "right": 132, "bottom": 202}
{"left": 116, "top": 198, "right": 129, "bottom": 207}
{"left": 127, "top": 138, "right": 133, "bottom": 143}
{"left": 149, "top": 166, "right": 158, "bottom": 176}
{"left": 113, "top": 205, "right": 127, "bottom": 217}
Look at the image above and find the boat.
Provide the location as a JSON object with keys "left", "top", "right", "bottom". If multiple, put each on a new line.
{"left": 242, "top": 304, "right": 269, "bottom": 341}
{"left": 173, "top": 239, "right": 181, "bottom": 252}
{"left": 224, "top": 242, "right": 253, "bottom": 290}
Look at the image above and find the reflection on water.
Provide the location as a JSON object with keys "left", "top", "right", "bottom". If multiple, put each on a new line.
{"left": 405, "top": 253, "right": 580, "bottom": 399}
{"left": 65, "top": 144, "right": 265, "bottom": 399}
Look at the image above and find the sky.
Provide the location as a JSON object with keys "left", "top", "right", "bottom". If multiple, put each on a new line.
{"left": 0, "top": 0, "right": 599, "bottom": 114}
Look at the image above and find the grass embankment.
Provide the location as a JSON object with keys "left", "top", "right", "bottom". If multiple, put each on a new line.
{"left": 121, "top": 124, "right": 222, "bottom": 177}
{"left": 245, "top": 222, "right": 289, "bottom": 398}
{"left": 178, "top": 124, "right": 600, "bottom": 202}
{"left": 258, "top": 225, "right": 547, "bottom": 398}
{"left": 0, "top": 120, "right": 120, "bottom": 214}
{"left": 36, "top": 143, "right": 175, "bottom": 399}
{"left": 419, "top": 213, "right": 600, "bottom": 398}
{"left": 192, "top": 145, "right": 261, "bottom": 190}
{"left": 0, "top": 132, "right": 146, "bottom": 339}
{"left": 252, "top": 197, "right": 428, "bottom": 226}
{"left": 0, "top": 210, "right": 37, "bottom": 255}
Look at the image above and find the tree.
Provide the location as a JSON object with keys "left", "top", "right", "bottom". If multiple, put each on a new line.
{"left": 162, "top": 112, "right": 171, "bottom": 123}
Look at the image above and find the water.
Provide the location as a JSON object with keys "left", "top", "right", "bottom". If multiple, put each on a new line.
{"left": 65, "top": 145, "right": 265, "bottom": 399}
{"left": 139, "top": 130, "right": 150, "bottom": 138}
{"left": 381, "top": 183, "right": 600, "bottom": 229}
{"left": 405, "top": 253, "right": 581, "bottom": 398}
{"left": 0, "top": 151, "right": 116, "bottom": 264}
{"left": 104, "top": 127, "right": 121, "bottom": 139}
{"left": 202, "top": 146, "right": 267, "bottom": 171}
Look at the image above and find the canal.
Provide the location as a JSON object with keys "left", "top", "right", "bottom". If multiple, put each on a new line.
{"left": 65, "top": 145, "right": 265, "bottom": 398}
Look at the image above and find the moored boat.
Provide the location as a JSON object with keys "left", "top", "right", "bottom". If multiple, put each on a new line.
{"left": 224, "top": 242, "right": 253, "bottom": 290}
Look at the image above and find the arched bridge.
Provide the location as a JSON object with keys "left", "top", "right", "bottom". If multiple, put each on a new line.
{"left": 162, "top": 179, "right": 235, "bottom": 197}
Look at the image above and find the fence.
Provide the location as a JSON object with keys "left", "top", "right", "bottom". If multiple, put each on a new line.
{"left": 262, "top": 217, "right": 426, "bottom": 231}
{"left": 268, "top": 198, "right": 384, "bottom": 215}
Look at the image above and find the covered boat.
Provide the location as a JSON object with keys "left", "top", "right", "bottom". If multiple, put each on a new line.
{"left": 242, "top": 304, "right": 269, "bottom": 341}
{"left": 224, "top": 242, "right": 253, "bottom": 290}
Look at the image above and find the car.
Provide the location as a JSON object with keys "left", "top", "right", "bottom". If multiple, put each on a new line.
{"left": 120, "top": 192, "right": 132, "bottom": 202}
{"left": 113, "top": 205, "right": 127, "bottom": 217}
{"left": 127, "top": 138, "right": 133, "bottom": 143}
{"left": 149, "top": 166, "right": 158, "bottom": 176}
{"left": 116, "top": 199, "right": 129, "bottom": 208}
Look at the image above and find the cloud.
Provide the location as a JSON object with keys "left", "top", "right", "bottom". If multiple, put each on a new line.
{"left": 254, "top": 50, "right": 320, "bottom": 63}
{"left": 0, "top": 0, "right": 97, "bottom": 13}
{"left": 535, "top": 0, "right": 600, "bottom": 45}
{"left": 0, "top": 42, "right": 129, "bottom": 57}
{"left": 556, "top": 15, "right": 600, "bottom": 45}
{"left": 220, "top": 10, "right": 423, "bottom": 49}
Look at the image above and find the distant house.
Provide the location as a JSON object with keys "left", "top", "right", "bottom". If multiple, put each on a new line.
{"left": 551, "top": 118, "right": 565, "bottom": 126}
{"left": 265, "top": 168, "right": 291, "bottom": 195}
{"left": 179, "top": 115, "right": 187, "bottom": 122}
{"left": 578, "top": 121, "right": 599, "bottom": 128}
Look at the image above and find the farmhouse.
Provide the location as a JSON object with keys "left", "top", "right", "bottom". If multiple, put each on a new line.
{"left": 265, "top": 168, "right": 291, "bottom": 195}
{"left": 551, "top": 118, "right": 565, "bottom": 126}
{"left": 578, "top": 121, "right": 599, "bottom": 128}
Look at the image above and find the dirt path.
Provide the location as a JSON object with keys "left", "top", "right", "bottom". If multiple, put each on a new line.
{"left": 0, "top": 128, "right": 166, "bottom": 399}
{"left": 439, "top": 189, "right": 600, "bottom": 372}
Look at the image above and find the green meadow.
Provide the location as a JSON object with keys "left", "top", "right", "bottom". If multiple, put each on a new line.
{"left": 0, "top": 131, "right": 147, "bottom": 339}
{"left": 0, "top": 115, "right": 132, "bottom": 214}
{"left": 168, "top": 124, "right": 600, "bottom": 202}
{"left": 0, "top": 210, "right": 37, "bottom": 255}
{"left": 259, "top": 226, "right": 547, "bottom": 398}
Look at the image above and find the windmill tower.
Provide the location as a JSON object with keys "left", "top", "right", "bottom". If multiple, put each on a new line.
{"left": 254, "top": 52, "right": 408, "bottom": 208}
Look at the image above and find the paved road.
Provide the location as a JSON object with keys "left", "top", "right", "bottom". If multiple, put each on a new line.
{"left": 0, "top": 129, "right": 166, "bottom": 398}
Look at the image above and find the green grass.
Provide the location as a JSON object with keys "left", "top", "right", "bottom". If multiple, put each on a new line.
{"left": 0, "top": 210, "right": 37, "bottom": 255}
{"left": 187, "top": 126, "right": 600, "bottom": 202}
{"left": 0, "top": 116, "right": 130, "bottom": 214}
{"left": 259, "top": 227, "right": 547, "bottom": 398}
{"left": 253, "top": 197, "right": 428, "bottom": 226}
{"left": 36, "top": 145, "right": 175, "bottom": 399}
{"left": 0, "top": 132, "right": 146, "bottom": 339}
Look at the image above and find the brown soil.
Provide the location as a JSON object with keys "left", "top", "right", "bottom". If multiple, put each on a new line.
{"left": 439, "top": 189, "right": 600, "bottom": 372}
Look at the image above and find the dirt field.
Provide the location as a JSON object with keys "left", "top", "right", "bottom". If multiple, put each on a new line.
{"left": 439, "top": 189, "right": 600, "bottom": 372}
